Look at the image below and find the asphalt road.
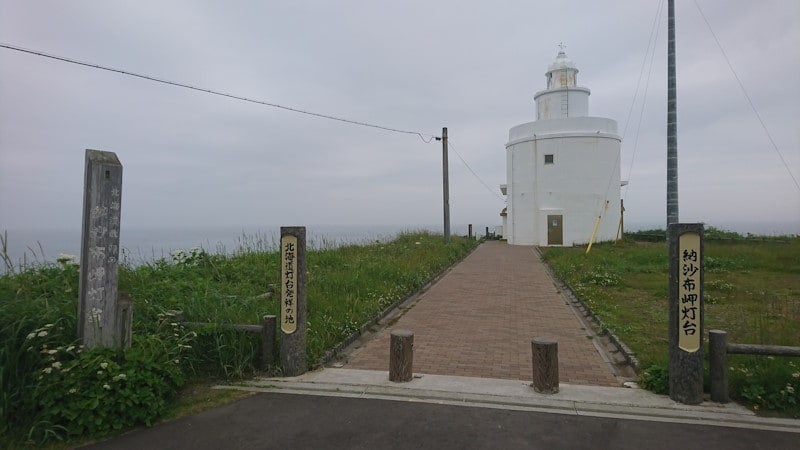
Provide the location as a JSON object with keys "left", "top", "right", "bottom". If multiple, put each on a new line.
{"left": 82, "top": 392, "right": 798, "bottom": 450}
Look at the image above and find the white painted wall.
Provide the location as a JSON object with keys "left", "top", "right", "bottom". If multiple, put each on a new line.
{"left": 504, "top": 50, "right": 621, "bottom": 247}
{"left": 506, "top": 125, "right": 621, "bottom": 246}
{"left": 535, "top": 88, "right": 590, "bottom": 120}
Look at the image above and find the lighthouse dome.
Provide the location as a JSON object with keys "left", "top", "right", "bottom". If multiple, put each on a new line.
{"left": 547, "top": 49, "right": 577, "bottom": 73}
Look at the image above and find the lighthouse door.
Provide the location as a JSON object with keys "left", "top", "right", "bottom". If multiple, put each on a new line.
{"left": 547, "top": 215, "right": 563, "bottom": 245}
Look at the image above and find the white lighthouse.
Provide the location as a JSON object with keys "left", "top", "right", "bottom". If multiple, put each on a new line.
{"left": 504, "top": 47, "right": 622, "bottom": 246}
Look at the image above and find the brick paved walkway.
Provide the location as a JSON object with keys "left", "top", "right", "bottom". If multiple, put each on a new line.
{"left": 345, "top": 241, "right": 619, "bottom": 386}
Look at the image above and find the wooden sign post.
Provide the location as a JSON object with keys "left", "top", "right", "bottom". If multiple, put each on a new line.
{"left": 280, "top": 226, "right": 307, "bottom": 376}
{"left": 78, "top": 150, "right": 125, "bottom": 348}
{"left": 668, "top": 223, "right": 704, "bottom": 404}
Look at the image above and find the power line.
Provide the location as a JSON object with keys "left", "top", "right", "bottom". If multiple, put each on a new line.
{"left": 0, "top": 42, "right": 438, "bottom": 143}
{"left": 620, "top": 0, "right": 665, "bottom": 141}
{"left": 691, "top": 1, "right": 800, "bottom": 193}
{"left": 446, "top": 140, "right": 505, "bottom": 202}
{"left": 624, "top": 0, "right": 665, "bottom": 202}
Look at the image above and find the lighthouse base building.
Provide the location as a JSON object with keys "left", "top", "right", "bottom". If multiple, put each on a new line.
{"left": 504, "top": 48, "right": 622, "bottom": 246}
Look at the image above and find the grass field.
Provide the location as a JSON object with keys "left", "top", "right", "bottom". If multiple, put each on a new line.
{"left": 540, "top": 230, "right": 799, "bottom": 416}
{"left": 0, "top": 231, "right": 478, "bottom": 445}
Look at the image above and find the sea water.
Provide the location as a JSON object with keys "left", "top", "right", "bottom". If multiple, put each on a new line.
{"left": 0, "top": 224, "right": 466, "bottom": 271}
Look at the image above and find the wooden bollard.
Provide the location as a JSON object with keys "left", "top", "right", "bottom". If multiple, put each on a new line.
{"left": 116, "top": 292, "right": 133, "bottom": 350}
{"left": 709, "top": 330, "right": 729, "bottom": 403}
{"left": 261, "top": 315, "right": 277, "bottom": 371}
{"left": 531, "top": 337, "right": 559, "bottom": 394}
{"left": 389, "top": 329, "right": 414, "bottom": 382}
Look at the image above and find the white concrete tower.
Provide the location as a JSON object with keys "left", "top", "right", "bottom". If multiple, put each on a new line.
{"left": 504, "top": 46, "right": 622, "bottom": 246}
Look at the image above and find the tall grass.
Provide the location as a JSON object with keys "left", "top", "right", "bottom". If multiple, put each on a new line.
{"left": 540, "top": 232, "right": 800, "bottom": 416}
{"left": 0, "top": 231, "right": 477, "bottom": 443}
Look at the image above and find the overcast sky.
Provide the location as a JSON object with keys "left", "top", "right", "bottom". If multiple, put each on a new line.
{"left": 1, "top": 0, "right": 798, "bottom": 236}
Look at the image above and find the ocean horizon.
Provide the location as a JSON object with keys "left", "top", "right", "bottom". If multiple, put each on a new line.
{"left": 2, "top": 220, "right": 796, "bottom": 272}
{"left": 1, "top": 224, "right": 455, "bottom": 270}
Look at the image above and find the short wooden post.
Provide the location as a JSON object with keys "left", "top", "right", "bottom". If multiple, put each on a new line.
{"left": 709, "top": 330, "right": 729, "bottom": 403}
{"left": 261, "top": 315, "right": 277, "bottom": 371}
{"left": 485, "top": 226, "right": 489, "bottom": 239}
{"left": 116, "top": 292, "right": 133, "bottom": 350}
{"left": 668, "top": 223, "right": 704, "bottom": 405}
{"left": 78, "top": 149, "right": 123, "bottom": 348}
{"left": 280, "top": 227, "right": 307, "bottom": 376}
{"left": 389, "top": 329, "right": 414, "bottom": 382}
{"left": 531, "top": 337, "right": 559, "bottom": 394}
{"left": 468, "top": 224, "right": 473, "bottom": 239}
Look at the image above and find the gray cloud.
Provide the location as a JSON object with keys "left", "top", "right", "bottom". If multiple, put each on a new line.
{"left": 1, "top": 0, "right": 798, "bottom": 235}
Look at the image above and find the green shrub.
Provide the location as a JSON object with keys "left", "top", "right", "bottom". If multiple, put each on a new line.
{"left": 27, "top": 321, "right": 191, "bottom": 442}
{"left": 731, "top": 358, "right": 799, "bottom": 416}
{"left": 638, "top": 364, "right": 669, "bottom": 395}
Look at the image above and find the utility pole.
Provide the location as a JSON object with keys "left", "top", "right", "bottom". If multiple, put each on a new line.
{"left": 442, "top": 127, "right": 450, "bottom": 244}
{"left": 666, "top": 0, "right": 679, "bottom": 235}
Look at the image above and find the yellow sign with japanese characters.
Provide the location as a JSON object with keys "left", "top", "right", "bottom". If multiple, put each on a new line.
{"left": 280, "top": 235, "right": 298, "bottom": 334}
{"left": 678, "top": 232, "right": 701, "bottom": 352}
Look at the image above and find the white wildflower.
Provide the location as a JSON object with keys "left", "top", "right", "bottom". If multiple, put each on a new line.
{"left": 66, "top": 345, "right": 75, "bottom": 352}
{"left": 100, "top": 362, "right": 108, "bottom": 370}
{"left": 42, "top": 367, "right": 52, "bottom": 374}
{"left": 52, "top": 362, "right": 62, "bottom": 369}
{"left": 37, "top": 330, "right": 48, "bottom": 338}
{"left": 787, "top": 385, "right": 795, "bottom": 394}
{"left": 44, "top": 324, "right": 54, "bottom": 329}
{"left": 113, "top": 374, "right": 127, "bottom": 381}
{"left": 97, "top": 371, "right": 104, "bottom": 376}
{"left": 103, "top": 384, "right": 111, "bottom": 390}
{"left": 69, "top": 388, "right": 77, "bottom": 394}
{"left": 26, "top": 332, "right": 36, "bottom": 340}
{"left": 57, "top": 253, "right": 78, "bottom": 265}
{"left": 792, "top": 372, "right": 799, "bottom": 379}
{"left": 47, "top": 349, "right": 57, "bottom": 355}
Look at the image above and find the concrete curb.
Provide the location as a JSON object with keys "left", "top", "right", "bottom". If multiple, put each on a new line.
{"left": 222, "top": 368, "right": 800, "bottom": 434}
{"left": 534, "top": 246, "right": 641, "bottom": 370}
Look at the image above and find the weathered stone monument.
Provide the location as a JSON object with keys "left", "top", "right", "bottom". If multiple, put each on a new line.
{"left": 668, "top": 223, "right": 704, "bottom": 404}
{"left": 280, "top": 226, "right": 307, "bottom": 376}
{"left": 78, "top": 149, "right": 127, "bottom": 348}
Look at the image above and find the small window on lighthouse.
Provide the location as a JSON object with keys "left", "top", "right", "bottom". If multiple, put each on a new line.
{"left": 544, "top": 154, "right": 554, "bottom": 165}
